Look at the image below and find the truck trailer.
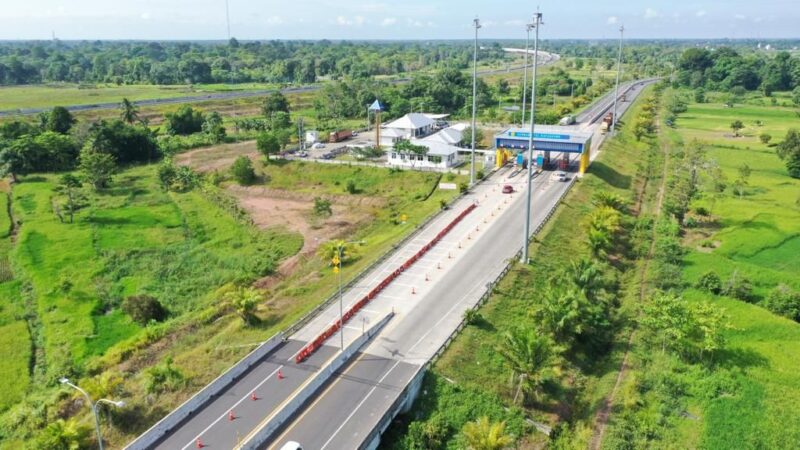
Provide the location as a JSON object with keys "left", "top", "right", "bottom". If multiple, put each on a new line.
{"left": 329, "top": 130, "right": 352, "bottom": 143}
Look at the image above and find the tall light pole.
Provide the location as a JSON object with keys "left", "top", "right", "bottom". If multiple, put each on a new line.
{"left": 59, "top": 378, "right": 125, "bottom": 450}
{"left": 225, "top": 0, "right": 231, "bottom": 40}
{"left": 521, "top": 10, "right": 543, "bottom": 264}
{"left": 470, "top": 17, "right": 481, "bottom": 186}
{"left": 520, "top": 22, "right": 534, "bottom": 127}
{"left": 333, "top": 240, "right": 365, "bottom": 351}
{"left": 611, "top": 25, "right": 624, "bottom": 135}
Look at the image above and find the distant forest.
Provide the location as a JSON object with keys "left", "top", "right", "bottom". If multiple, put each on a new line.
{"left": 0, "top": 39, "right": 512, "bottom": 86}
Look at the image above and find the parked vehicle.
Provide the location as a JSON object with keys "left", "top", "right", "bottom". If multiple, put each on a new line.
{"left": 329, "top": 129, "right": 352, "bottom": 143}
{"left": 502, "top": 185, "right": 514, "bottom": 194}
{"left": 311, "top": 142, "right": 325, "bottom": 149}
{"left": 558, "top": 115, "right": 576, "bottom": 126}
{"left": 280, "top": 442, "right": 303, "bottom": 450}
{"left": 552, "top": 171, "right": 568, "bottom": 182}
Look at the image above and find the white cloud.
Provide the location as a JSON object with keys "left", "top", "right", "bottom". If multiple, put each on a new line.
{"left": 644, "top": 8, "right": 659, "bottom": 19}
{"left": 335, "top": 15, "right": 366, "bottom": 26}
{"left": 407, "top": 18, "right": 423, "bottom": 27}
{"left": 336, "top": 15, "right": 348, "bottom": 25}
{"left": 504, "top": 19, "right": 525, "bottom": 26}
{"left": 381, "top": 17, "right": 397, "bottom": 26}
{"left": 140, "top": 12, "right": 151, "bottom": 20}
{"left": 482, "top": 20, "right": 497, "bottom": 27}
{"left": 696, "top": 10, "right": 707, "bottom": 18}
{"left": 735, "top": 13, "right": 746, "bottom": 20}
{"left": 265, "top": 16, "right": 284, "bottom": 25}
{"left": 607, "top": 16, "right": 618, "bottom": 25}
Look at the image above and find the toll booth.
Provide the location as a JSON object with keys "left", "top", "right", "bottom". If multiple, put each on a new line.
{"left": 493, "top": 126, "right": 593, "bottom": 174}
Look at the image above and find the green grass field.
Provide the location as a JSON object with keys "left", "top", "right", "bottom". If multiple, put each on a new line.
{"left": 673, "top": 96, "right": 800, "bottom": 448}
{"left": 0, "top": 82, "right": 284, "bottom": 111}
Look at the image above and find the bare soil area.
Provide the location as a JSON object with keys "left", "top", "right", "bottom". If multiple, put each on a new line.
{"left": 175, "top": 140, "right": 259, "bottom": 172}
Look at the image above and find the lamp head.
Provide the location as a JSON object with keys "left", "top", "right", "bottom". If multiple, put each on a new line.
{"left": 59, "top": 377, "right": 69, "bottom": 384}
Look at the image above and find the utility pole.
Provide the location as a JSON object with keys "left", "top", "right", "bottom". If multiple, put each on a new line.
{"left": 225, "top": 0, "right": 233, "bottom": 40}
{"left": 611, "top": 25, "right": 624, "bottom": 135}
{"left": 470, "top": 17, "right": 481, "bottom": 186}
{"left": 521, "top": 23, "right": 534, "bottom": 127}
{"left": 522, "top": 10, "right": 543, "bottom": 264}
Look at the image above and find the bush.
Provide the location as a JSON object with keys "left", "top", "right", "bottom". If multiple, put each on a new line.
{"left": 458, "top": 182, "right": 469, "bottom": 194}
{"left": 313, "top": 197, "right": 333, "bottom": 217}
{"left": 144, "top": 357, "right": 186, "bottom": 393}
{"left": 762, "top": 285, "right": 800, "bottom": 322}
{"left": 476, "top": 169, "right": 485, "bottom": 180}
{"left": 695, "top": 271, "right": 722, "bottom": 295}
{"left": 231, "top": 156, "right": 256, "bottom": 185}
{"left": 122, "top": 295, "right": 168, "bottom": 325}
{"left": 463, "top": 309, "right": 483, "bottom": 325}
{"left": 722, "top": 270, "right": 754, "bottom": 302}
{"left": 345, "top": 179, "right": 358, "bottom": 194}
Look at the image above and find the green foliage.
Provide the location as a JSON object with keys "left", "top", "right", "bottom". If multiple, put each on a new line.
{"left": 461, "top": 416, "right": 514, "bottom": 450}
{"left": 458, "top": 182, "right": 469, "bottom": 193}
{"left": 119, "top": 98, "right": 140, "bottom": 124}
{"left": 695, "top": 270, "right": 722, "bottom": 295}
{"left": 463, "top": 309, "right": 483, "bottom": 326}
{"left": 201, "top": 111, "right": 226, "bottom": 143}
{"left": 230, "top": 156, "right": 256, "bottom": 185}
{"left": 312, "top": 197, "right": 332, "bottom": 217}
{"left": 256, "top": 132, "right": 281, "bottom": 159}
{"left": 775, "top": 129, "right": 800, "bottom": 178}
{"left": 34, "top": 418, "right": 92, "bottom": 450}
{"left": 762, "top": 284, "right": 800, "bottom": 322}
{"left": 40, "top": 106, "right": 75, "bottom": 134}
{"left": 164, "top": 105, "right": 205, "bottom": 135}
{"left": 55, "top": 173, "right": 84, "bottom": 223}
{"left": 345, "top": 179, "right": 358, "bottom": 194}
{"left": 88, "top": 119, "right": 159, "bottom": 164}
{"left": 394, "top": 139, "right": 428, "bottom": 155}
{"left": 460, "top": 126, "right": 485, "bottom": 148}
{"left": 78, "top": 146, "right": 116, "bottom": 190}
{"left": 721, "top": 269, "right": 754, "bottom": 302}
{"left": 498, "top": 328, "right": 557, "bottom": 404}
{"left": 121, "top": 295, "right": 168, "bottom": 325}
{"left": 144, "top": 356, "right": 186, "bottom": 394}
{"left": 759, "top": 133, "right": 772, "bottom": 144}
{"left": 224, "top": 286, "right": 263, "bottom": 324}
{"left": 262, "top": 92, "right": 290, "bottom": 116}
{"left": 730, "top": 120, "right": 744, "bottom": 137}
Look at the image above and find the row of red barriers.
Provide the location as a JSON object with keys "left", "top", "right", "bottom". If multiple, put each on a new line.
{"left": 295, "top": 203, "right": 478, "bottom": 363}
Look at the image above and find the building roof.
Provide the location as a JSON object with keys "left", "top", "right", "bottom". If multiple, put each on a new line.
{"left": 423, "top": 113, "right": 451, "bottom": 120}
{"left": 421, "top": 127, "right": 463, "bottom": 145}
{"left": 381, "top": 127, "right": 406, "bottom": 138}
{"left": 410, "top": 139, "right": 459, "bottom": 156}
{"left": 384, "top": 113, "right": 435, "bottom": 131}
{"left": 495, "top": 125, "right": 592, "bottom": 145}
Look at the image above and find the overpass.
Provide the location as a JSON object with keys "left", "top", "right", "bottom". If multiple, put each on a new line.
{"left": 124, "top": 77, "right": 657, "bottom": 450}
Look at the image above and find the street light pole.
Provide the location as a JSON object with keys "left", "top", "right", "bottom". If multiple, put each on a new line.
{"left": 521, "top": 23, "right": 534, "bottom": 127}
{"left": 470, "top": 17, "right": 481, "bottom": 186}
{"left": 522, "top": 10, "right": 543, "bottom": 264}
{"left": 334, "top": 240, "right": 365, "bottom": 351}
{"left": 611, "top": 25, "right": 624, "bottom": 135}
{"left": 59, "top": 378, "right": 125, "bottom": 450}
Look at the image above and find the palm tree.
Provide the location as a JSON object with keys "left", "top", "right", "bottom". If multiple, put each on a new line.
{"left": 462, "top": 416, "right": 514, "bottom": 450}
{"left": 568, "top": 258, "right": 604, "bottom": 299}
{"left": 316, "top": 239, "right": 355, "bottom": 266}
{"left": 120, "top": 98, "right": 139, "bottom": 124}
{"left": 591, "top": 191, "right": 626, "bottom": 212}
{"left": 38, "top": 419, "right": 92, "bottom": 450}
{"left": 498, "top": 328, "right": 557, "bottom": 404}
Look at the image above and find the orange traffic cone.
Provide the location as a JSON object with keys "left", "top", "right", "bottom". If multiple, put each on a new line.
{"left": 277, "top": 369, "right": 285, "bottom": 380}
{"left": 476, "top": 226, "right": 480, "bottom": 232}
{"left": 251, "top": 392, "right": 258, "bottom": 401}
{"left": 458, "top": 242, "right": 462, "bottom": 248}
{"left": 196, "top": 439, "right": 204, "bottom": 448}
{"left": 467, "top": 234, "right": 471, "bottom": 240}
{"left": 228, "top": 410, "right": 235, "bottom": 421}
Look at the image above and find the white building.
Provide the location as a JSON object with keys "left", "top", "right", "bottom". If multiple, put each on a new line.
{"left": 305, "top": 130, "right": 319, "bottom": 145}
{"left": 380, "top": 113, "right": 436, "bottom": 147}
{"left": 387, "top": 139, "right": 460, "bottom": 169}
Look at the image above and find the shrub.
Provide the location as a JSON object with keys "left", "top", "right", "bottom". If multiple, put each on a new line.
{"left": 476, "top": 169, "right": 485, "bottom": 180}
{"left": 694, "top": 206, "right": 709, "bottom": 216}
{"left": 144, "top": 357, "right": 186, "bottom": 393}
{"left": 345, "top": 179, "right": 358, "bottom": 194}
{"left": 122, "top": 295, "right": 168, "bottom": 325}
{"left": 313, "top": 197, "right": 333, "bottom": 217}
{"left": 458, "top": 182, "right": 469, "bottom": 193}
{"left": 759, "top": 133, "right": 772, "bottom": 145}
{"left": 695, "top": 271, "right": 722, "bottom": 295}
{"left": 722, "top": 270, "right": 754, "bottom": 302}
{"left": 231, "top": 156, "right": 256, "bottom": 185}
{"left": 439, "top": 199, "right": 448, "bottom": 210}
{"left": 463, "top": 309, "right": 483, "bottom": 325}
{"left": 762, "top": 285, "right": 800, "bottom": 322}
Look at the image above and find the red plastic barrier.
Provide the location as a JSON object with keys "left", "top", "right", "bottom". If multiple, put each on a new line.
{"left": 296, "top": 203, "right": 478, "bottom": 363}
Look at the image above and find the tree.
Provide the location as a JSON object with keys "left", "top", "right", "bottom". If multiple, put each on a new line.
{"left": 41, "top": 106, "right": 75, "bottom": 134}
{"left": 88, "top": 119, "right": 159, "bottom": 163}
{"left": 224, "top": 286, "right": 262, "bottom": 324}
{"left": 695, "top": 271, "right": 722, "bottom": 295}
{"left": 202, "top": 111, "right": 226, "bottom": 143}
{"left": 694, "top": 88, "right": 706, "bottom": 103}
{"left": 316, "top": 239, "right": 355, "bottom": 266}
{"left": 498, "top": 328, "right": 557, "bottom": 404}
{"left": 776, "top": 129, "right": 800, "bottom": 178}
{"left": 763, "top": 285, "right": 800, "bottom": 322}
{"left": 270, "top": 111, "right": 292, "bottom": 130}
{"left": 56, "top": 173, "right": 82, "bottom": 223}
{"left": 164, "top": 105, "right": 205, "bottom": 135}
{"left": 119, "top": 98, "right": 139, "bottom": 124}
{"left": 78, "top": 146, "right": 116, "bottom": 190}
{"left": 734, "top": 163, "right": 751, "bottom": 197}
{"left": 460, "top": 126, "right": 485, "bottom": 148}
{"left": 262, "top": 92, "right": 290, "bottom": 117}
{"left": 793, "top": 86, "right": 800, "bottom": 107}
{"left": 759, "top": 133, "right": 772, "bottom": 145}
{"left": 230, "top": 156, "right": 256, "bottom": 185}
{"left": 0, "top": 140, "right": 31, "bottom": 182}
{"left": 122, "top": 294, "right": 168, "bottom": 325}
{"left": 585, "top": 206, "right": 622, "bottom": 258}
{"left": 256, "top": 132, "right": 281, "bottom": 160}
{"left": 730, "top": 120, "right": 744, "bottom": 137}
{"left": 461, "top": 416, "right": 514, "bottom": 450}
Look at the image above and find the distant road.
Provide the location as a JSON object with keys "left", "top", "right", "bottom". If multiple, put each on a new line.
{"left": 0, "top": 52, "right": 558, "bottom": 118}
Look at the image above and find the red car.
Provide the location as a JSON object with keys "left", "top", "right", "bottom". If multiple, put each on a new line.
{"left": 502, "top": 185, "right": 514, "bottom": 194}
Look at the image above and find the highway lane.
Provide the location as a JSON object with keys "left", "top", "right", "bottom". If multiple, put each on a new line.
{"left": 152, "top": 341, "right": 338, "bottom": 450}
{"left": 262, "top": 79, "right": 658, "bottom": 450}
{"left": 265, "top": 168, "right": 573, "bottom": 449}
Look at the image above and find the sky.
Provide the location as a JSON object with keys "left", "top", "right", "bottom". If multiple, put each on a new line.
{"left": 0, "top": 0, "right": 798, "bottom": 41}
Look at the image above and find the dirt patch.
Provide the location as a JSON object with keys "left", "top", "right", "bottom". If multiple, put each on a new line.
{"left": 175, "top": 140, "right": 259, "bottom": 173}
{"left": 226, "top": 185, "right": 377, "bottom": 289}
